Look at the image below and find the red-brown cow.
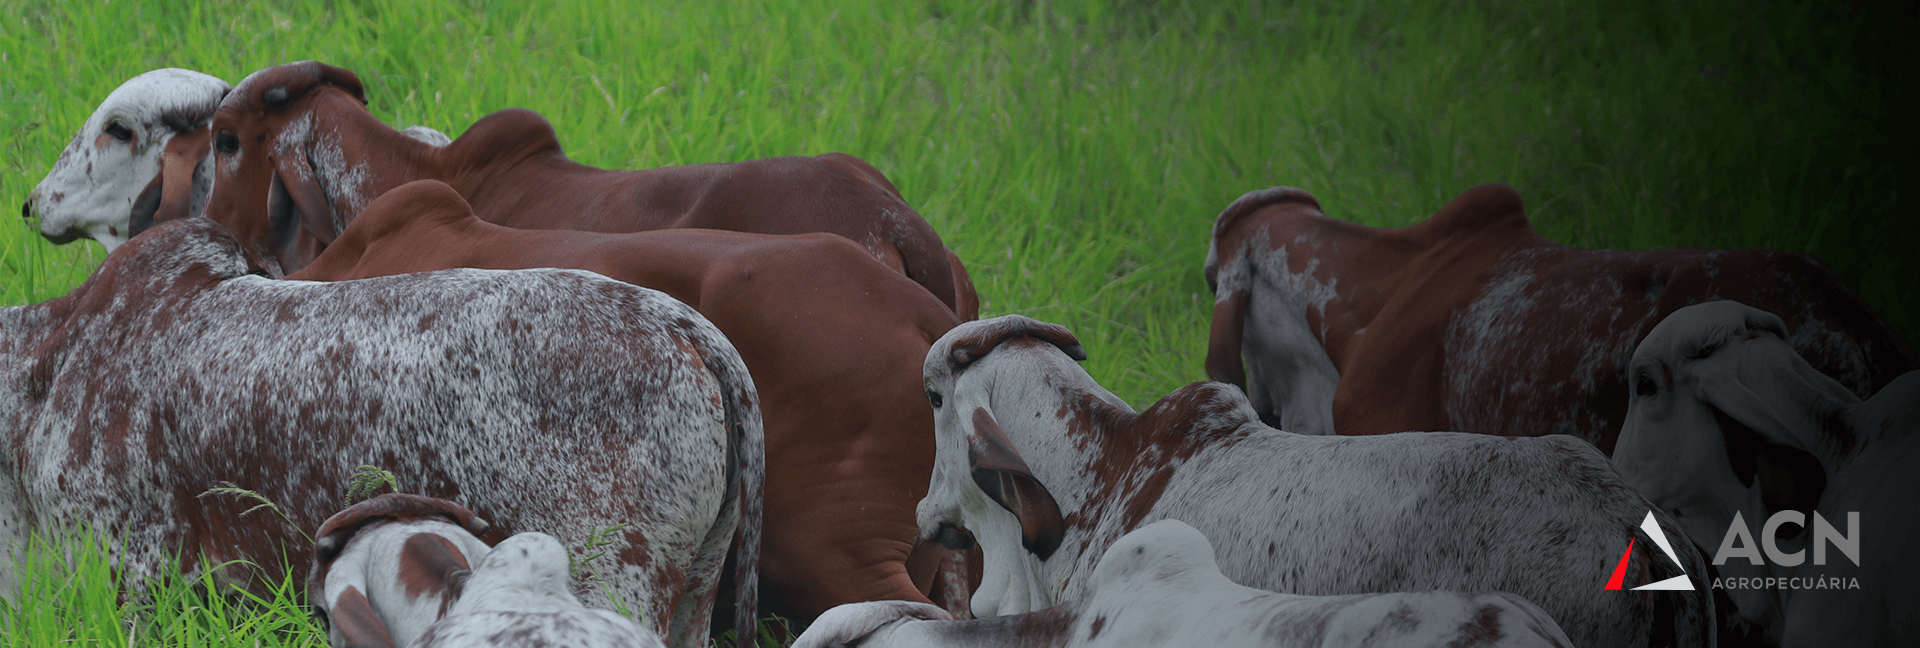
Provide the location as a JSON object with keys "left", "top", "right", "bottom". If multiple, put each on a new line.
{"left": 1203, "top": 183, "right": 1916, "bottom": 453}
{"left": 288, "top": 179, "right": 964, "bottom": 622}
{"left": 0, "top": 218, "right": 762, "bottom": 648}
{"left": 203, "top": 61, "right": 978, "bottom": 320}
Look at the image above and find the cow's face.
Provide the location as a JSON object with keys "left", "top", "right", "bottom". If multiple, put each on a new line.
{"left": 1615, "top": 301, "right": 1848, "bottom": 561}
{"left": 918, "top": 315, "right": 1091, "bottom": 618}
{"left": 307, "top": 494, "right": 493, "bottom": 647}
{"left": 25, "top": 68, "right": 228, "bottom": 250}
{"left": 206, "top": 61, "right": 373, "bottom": 276}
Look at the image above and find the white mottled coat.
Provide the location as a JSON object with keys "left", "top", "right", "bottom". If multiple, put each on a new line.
{"left": 1614, "top": 300, "right": 1920, "bottom": 646}
{"left": 24, "top": 68, "right": 230, "bottom": 249}
{"left": 0, "top": 219, "right": 761, "bottom": 648}
{"left": 411, "top": 533, "right": 666, "bottom": 648}
{"left": 796, "top": 520, "right": 1573, "bottom": 648}
{"left": 916, "top": 315, "right": 1715, "bottom": 648}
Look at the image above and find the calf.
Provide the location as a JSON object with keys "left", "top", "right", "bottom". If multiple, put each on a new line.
{"left": 202, "top": 60, "right": 977, "bottom": 319}
{"left": 23, "top": 68, "right": 230, "bottom": 249}
{"left": 794, "top": 520, "right": 1574, "bottom": 648}
{"left": 915, "top": 315, "right": 1716, "bottom": 648}
{"left": 0, "top": 218, "right": 761, "bottom": 648}
{"left": 1204, "top": 184, "right": 1916, "bottom": 451}
{"left": 308, "top": 494, "right": 496, "bottom": 648}
{"left": 1614, "top": 300, "right": 1920, "bottom": 645}
{"left": 412, "top": 532, "right": 666, "bottom": 648}
{"left": 288, "top": 179, "right": 960, "bottom": 621}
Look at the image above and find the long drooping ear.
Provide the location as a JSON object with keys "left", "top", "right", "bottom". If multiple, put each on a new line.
{"left": 328, "top": 586, "right": 401, "bottom": 648}
{"left": 267, "top": 149, "right": 341, "bottom": 272}
{"left": 947, "top": 315, "right": 1087, "bottom": 373}
{"left": 1205, "top": 290, "right": 1250, "bottom": 389}
{"left": 146, "top": 124, "right": 213, "bottom": 231}
{"left": 1685, "top": 302, "right": 1843, "bottom": 520}
{"left": 968, "top": 408, "right": 1065, "bottom": 560}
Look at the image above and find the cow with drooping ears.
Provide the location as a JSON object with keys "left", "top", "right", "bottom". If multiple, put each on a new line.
{"left": 201, "top": 60, "right": 978, "bottom": 319}
{"left": 916, "top": 314, "right": 1715, "bottom": 647}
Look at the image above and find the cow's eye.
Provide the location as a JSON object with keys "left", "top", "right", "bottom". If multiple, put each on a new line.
{"left": 104, "top": 122, "right": 133, "bottom": 142}
{"left": 216, "top": 132, "right": 240, "bottom": 155}
{"left": 927, "top": 390, "right": 944, "bottom": 408}
{"left": 1635, "top": 373, "right": 1659, "bottom": 397}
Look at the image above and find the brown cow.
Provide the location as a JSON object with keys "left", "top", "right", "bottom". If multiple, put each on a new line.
{"left": 203, "top": 60, "right": 978, "bottom": 320}
{"left": 1204, "top": 183, "right": 1917, "bottom": 453}
{"left": 289, "top": 179, "right": 964, "bottom": 622}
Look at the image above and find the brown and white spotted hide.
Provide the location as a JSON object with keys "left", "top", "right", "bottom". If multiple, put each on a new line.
{"left": 412, "top": 532, "right": 667, "bottom": 648}
{"left": 795, "top": 520, "right": 1574, "bottom": 648}
{"left": 288, "top": 179, "right": 963, "bottom": 624}
{"left": 1615, "top": 301, "right": 1920, "bottom": 646}
{"left": 24, "top": 68, "right": 230, "bottom": 249}
{"left": 1203, "top": 183, "right": 1917, "bottom": 452}
{"left": 0, "top": 218, "right": 762, "bottom": 648}
{"left": 916, "top": 315, "right": 1716, "bottom": 648}
{"left": 203, "top": 61, "right": 977, "bottom": 319}
{"left": 308, "top": 494, "right": 496, "bottom": 648}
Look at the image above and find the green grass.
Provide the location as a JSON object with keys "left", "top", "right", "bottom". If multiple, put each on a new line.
{"left": 2, "top": 0, "right": 1913, "bottom": 643}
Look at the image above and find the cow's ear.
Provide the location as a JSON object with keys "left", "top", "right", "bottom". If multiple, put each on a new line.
{"left": 143, "top": 123, "right": 213, "bottom": 234}
{"left": 1204, "top": 290, "right": 1250, "bottom": 389}
{"left": 266, "top": 147, "right": 339, "bottom": 273}
{"left": 967, "top": 408, "right": 1065, "bottom": 560}
{"left": 329, "top": 586, "right": 401, "bottom": 648}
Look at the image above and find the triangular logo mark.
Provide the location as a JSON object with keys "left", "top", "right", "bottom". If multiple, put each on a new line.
{"left": 1604, "top": 512, "right": 1695, "bottom": 591}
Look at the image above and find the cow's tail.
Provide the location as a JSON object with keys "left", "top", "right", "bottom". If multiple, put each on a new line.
{"left": 683, "top": 317, "right": 764, "bottom": 648}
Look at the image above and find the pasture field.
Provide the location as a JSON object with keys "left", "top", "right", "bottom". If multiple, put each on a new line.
{"left": 2, "top": 0, "right": 1913, "bottom": 644}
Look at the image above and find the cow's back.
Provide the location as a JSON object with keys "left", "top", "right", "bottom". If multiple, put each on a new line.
{"left": 1443, "top": 245, "right": 1917, "bottom": 453}
{"left": 7, "top": 223, "right": 748, "bottom": 638}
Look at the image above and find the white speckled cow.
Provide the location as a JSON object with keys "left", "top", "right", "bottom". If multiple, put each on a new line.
{"left": 22, "top": 68, "right": 230, "bottom": 249}
{"left": 1203, "top": 184, "right": 1917, "bottom": 452}
{"left": 412, "top": 532, "right": 666, "bottom": 648}
{"left": 308, "top": 494, "right": 497, "bottom": 648}
{"left": 795, "top": 519, "right": 1574, "bottom": 648}
{"left": 916, "top": 315, "right": 1716, "bottom": 648}
{"left": 0, "top": 218, "right": 761, "bottom": 648}
{"left": 1614, "top": 300, "right": 1920, "bottom": 646}
{"left": 22, "top": 68, "right": 453, "bottom": 252}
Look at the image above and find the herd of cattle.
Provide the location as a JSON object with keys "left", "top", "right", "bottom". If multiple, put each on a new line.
{"left": 5, "top": 61, "right": 1914, "bottom": 647}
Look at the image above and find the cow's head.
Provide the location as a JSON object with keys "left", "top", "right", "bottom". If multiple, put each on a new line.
{"left": 308, "top": 493, "right": 493, "bottom": 648}
{"left": 1200, "top": 186, "right": 1345, "bottom": 435}
{"left": 24, "top": 68, "right": 230, "bottom": 250}
{"left": 1613, "top": 300, "right": 1860, "bottom": 622}
{"left": 917, "top": 315, "right": 1093, "bottom": 617}
{"left": 206, "top": 61, "right": 383, "bottom": 276}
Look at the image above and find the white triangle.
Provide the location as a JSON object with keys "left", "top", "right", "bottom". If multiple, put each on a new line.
{"left": 1631, "top": 575, "right": 1695, "bottom": 591}
{"left": 1638, "top": 512, "right": 1685, "bottom": 571}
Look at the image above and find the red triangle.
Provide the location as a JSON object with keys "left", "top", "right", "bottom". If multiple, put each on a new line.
{"left": 1605, "top": 537, "right": 1636, "bottom": 590}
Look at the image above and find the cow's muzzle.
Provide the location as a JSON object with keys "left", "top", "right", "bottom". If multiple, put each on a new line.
{"left": 931, "top": 522, "right": 976, "bottom": 551}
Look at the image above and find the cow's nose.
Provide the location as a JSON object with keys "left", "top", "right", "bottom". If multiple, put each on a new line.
{"left": 20, "top": 200, "right": 29, "bottom": 219}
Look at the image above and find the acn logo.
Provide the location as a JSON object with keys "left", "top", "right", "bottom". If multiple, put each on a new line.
{"left": 1605, "top": 512, "right": 1693, "bottom": 591}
